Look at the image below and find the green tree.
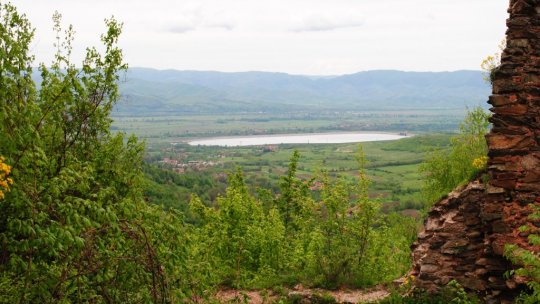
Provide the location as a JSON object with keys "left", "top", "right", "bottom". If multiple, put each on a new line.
{"left": 0, "top": 5, "right": 188, "bottom": 302}
{"left": 420, "top": 107, "right": 490, "bottom": 205}
{"left": 189, "top": 169, "right": 287, "bottom": 288}
{"left": 276, "top": 150, "right": 311, "bottom": 231}
{"left": 298, "top": 146, "right": 413, "bottom": 288}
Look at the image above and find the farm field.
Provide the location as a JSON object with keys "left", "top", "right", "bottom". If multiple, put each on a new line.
{"left": 113, "top": 109, "right": 463, "bottom": 216}
{"left": 142, "top": 132, "right": 454, "bottom": 214}
{"left": 111, "top": 109, "right": 467, "bottom": 141}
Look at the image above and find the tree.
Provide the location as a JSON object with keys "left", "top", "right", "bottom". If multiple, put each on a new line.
{"left": 276, "top": 150, "right": 311, "bottom": 231}
{"left": 0, "top": 4, "right": 187, "bottom": 302}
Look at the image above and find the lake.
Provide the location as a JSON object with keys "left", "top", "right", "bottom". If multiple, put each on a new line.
{"left": 186, "top": 132, "right": 409, "bottom": 147}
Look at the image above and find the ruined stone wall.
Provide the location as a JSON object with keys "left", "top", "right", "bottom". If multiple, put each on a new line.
{"left": 411, "top": 0, "right": 540, "bottom": 302}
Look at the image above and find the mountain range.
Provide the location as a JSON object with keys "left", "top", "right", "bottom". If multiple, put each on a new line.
{"left": 113, "top": 68, "right": 490, "bottom": 115}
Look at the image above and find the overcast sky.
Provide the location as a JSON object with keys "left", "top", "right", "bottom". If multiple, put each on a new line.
{"left": 11, "top": 0, "right": 509, "bottom": 75}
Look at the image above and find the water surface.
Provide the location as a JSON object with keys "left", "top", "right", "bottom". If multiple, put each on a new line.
{"left": 187, "top": 132, "right": 408, "bottom": 147}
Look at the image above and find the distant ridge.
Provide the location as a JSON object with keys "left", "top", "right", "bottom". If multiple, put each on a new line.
{"left": 115, "top": 68, "right": 490, "bottom": 115}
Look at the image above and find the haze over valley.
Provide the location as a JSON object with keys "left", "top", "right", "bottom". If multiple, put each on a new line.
{"left": 116, "top": 68, "right": 490, "bottom": 115}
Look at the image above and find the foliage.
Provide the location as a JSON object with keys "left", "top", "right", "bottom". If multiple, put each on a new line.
{"left": 189, "top": 148, "right": 417, "bottom": 290}
{"left": 504, "top": 205, "right": 540, "bottom": 303}
{"left": 142, "top": 162, "right": 226, "bottom": 220}
{"left": 189, "top": 169, "right": 289, "bottom": 288}
{"left": 276, "top": 150, "right": 311, "bottom": 231}
{"left": 420, "top": 107, "right": 490, "bottom": 205}
{"left": 480, "top": 39, "right": 506, "bottom": 85}
{"left": 0, "top": 4, "right": 189, "bottom": 302}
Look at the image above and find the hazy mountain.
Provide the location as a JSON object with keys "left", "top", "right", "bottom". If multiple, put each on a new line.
{"left": 115, "top": 68, "right": 490, "bottom": 115}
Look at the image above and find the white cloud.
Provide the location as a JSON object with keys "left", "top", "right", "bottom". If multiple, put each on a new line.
{"left": 205, "top": 20, "right": 235, "bottom": 31}
{"left": 167, "top": 23, "right": 196, "bottom": 34}
{"left": 9, "top": 0, "right": 509, "bottom": 75}
{"left": 290, "top": 14, "right": 364, "bottom": 32}
{"left": 164, "top": 8, "right": 236, "bottom": 33}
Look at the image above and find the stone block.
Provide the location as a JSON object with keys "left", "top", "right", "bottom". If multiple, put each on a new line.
{"left": 491, "top": 104, "right": 529, "bottom": 115}
{"left": 419, "top": 264, "right": 439, "bottom": 274}
{"left": 492, "top": 220, "right": 511, "bottom": 233}
{"left": 489, "top": 178, "right": 517, "bottom": 189}
{"left": 517, "top": 182, "right": 540, "bottom": 191}
{"left": 489, "top": 94, "right": 517, "bottom": 106}
{"left": 523, "top": 170, "right": 540, "bottom": 182}
{"left": 487, "top": 185, "right": 506, "bottom": 194}
{"left": 487, "top": 133, "right": 535, "bottom": 150}
{"left": 520, "top": 154, "right": 540, "bottom": 169}
{"left": 460, "top": 277, "right": 487, "bottom": 291}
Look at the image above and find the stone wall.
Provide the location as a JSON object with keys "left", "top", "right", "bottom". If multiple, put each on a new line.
{"left": 411, "top": 0, "right": 540, "bottom": 302}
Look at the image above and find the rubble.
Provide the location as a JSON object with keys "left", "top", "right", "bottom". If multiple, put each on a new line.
{"left": 411, "top": 1, "right": 540, "bottom": 302}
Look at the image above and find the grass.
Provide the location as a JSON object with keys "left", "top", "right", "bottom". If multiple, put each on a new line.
{"left": 112, "top": 110, "right": 465, "bottom": 142}
{"left": 113, "top": 110, "right": 460, "bottom": 211}
{"left": 142, "top": 133, "right": 453, "bottom": 212}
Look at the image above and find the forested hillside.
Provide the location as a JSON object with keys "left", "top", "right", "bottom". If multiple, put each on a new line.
{"left": 115, "top": 68, "right": 490, "bottom": 115}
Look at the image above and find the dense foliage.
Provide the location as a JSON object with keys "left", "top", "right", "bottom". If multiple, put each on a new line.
{"left": 0, "top": 5, "right": 188, "bottom": 302}
{"left": 142, "top": 163, "right": 226, "bottom": 216}
{"left": 189, "top": 149, "right": 417, "bottom": 291}
{"left": 419, "top": 107, "right": 490, "bottom": 205}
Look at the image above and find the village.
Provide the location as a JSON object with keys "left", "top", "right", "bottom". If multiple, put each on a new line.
{"left": 158, "top": 157, "right": 219, "bottom": 174}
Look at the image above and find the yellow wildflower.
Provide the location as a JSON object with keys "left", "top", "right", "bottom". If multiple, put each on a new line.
{"left": 0, "top": 156, "right": 13, "bottom": 200}
{"left": 472, "top": 156, "right": 488, "bottom": 170}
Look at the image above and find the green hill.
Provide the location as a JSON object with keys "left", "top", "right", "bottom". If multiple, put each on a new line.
{"left": 115, "top": 68, "right": 490, "bottom": 115}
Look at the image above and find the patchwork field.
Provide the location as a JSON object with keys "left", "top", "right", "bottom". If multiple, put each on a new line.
{"left": 141, "top": 132, "right": 454, "bottom": 213}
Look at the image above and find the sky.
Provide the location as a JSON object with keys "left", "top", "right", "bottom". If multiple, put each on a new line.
{"left": 11, "top": 0, "right": 509, "bottom": 75}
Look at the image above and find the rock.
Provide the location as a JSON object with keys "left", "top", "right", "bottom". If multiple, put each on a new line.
{"left": 487, "top": 185, "right": 506, "bottom": 194}
{"left": 491, "top": 104, "right": 528, "bottom": 115}
{"left": 489, "top": 95, "right": 517, "bottom": 106}
{"left": 491, "top": 220, "right": 510, "bottom": 233}
{"left": 411, "top": 1, "right": 540, "bottom": 302}
{"left": 419, "top": 264, "right": 439, "bottom": 273}
{"left": 523, "top": 170, "right": 540, "bottom": 182}
{"left": 521, "top": 154, "right": 540, "bottom": 169}
{"left": 506, "top": 280, "right": 518, "bottom": 289}
{"left": 475, "top": 258, "right": 488, "bottom": 266}
{"left": 487, "top": 133, "right": 535, "bottom": 150}
{"left": 475, "top": 268, "right": 488, "bottom": 276}
{"left": 460, "top": 277, "right": 487, "bottom": 291}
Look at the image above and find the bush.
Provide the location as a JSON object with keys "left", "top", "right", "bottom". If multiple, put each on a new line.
{"left": 420, "top": 107, "right": 490, "bottom": 206}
